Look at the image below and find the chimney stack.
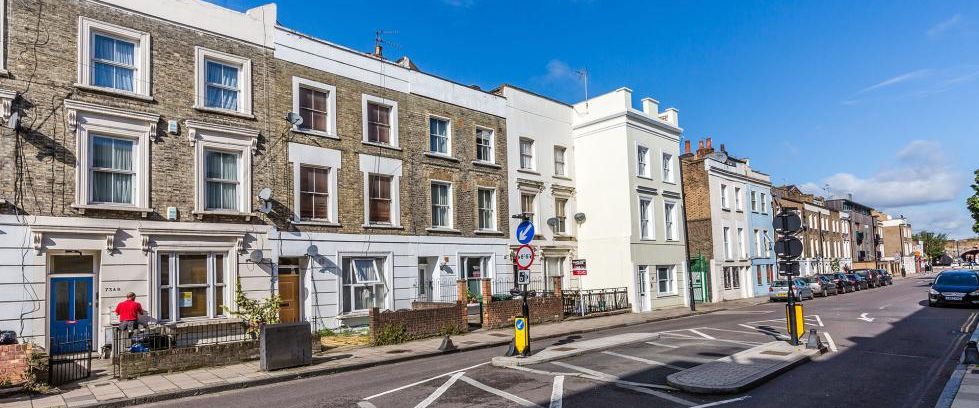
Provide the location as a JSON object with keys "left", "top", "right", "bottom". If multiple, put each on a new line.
{"left": 697, "top": 139, "right": 705, "bottom": 150}
{"left": 720, "top": 143, "right": 726, "bottom": 153}
{"left": 706, "top": 137, "right": 713, "bottom": 149}
{"left": 684, "top": 140, "right": 691, "bottom": 154}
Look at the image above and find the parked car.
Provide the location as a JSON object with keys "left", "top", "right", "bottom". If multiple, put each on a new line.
{"left": 827, "top": 273, "right": 855, "bottom": 293}
{"left": 876, "top": 269, "right": 893, "bottom": 286}
{"left": 803, "top": 276, "right": 838, "bottom": 297}
{"left": 845, "top": 273, "right": 869, "bottom": 290}
{"left": 770, "top": 279, "right": 814, "bottom": 302}
{"left": 853, "top": 269, "right": 880, "bottom": 288}
{"left": 928, "top": 270, "right": 979, "bottom": 307}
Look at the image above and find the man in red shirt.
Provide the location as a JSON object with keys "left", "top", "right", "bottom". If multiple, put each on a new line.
{"left": 115, "top": 292, "right": 145, "bottom": 332}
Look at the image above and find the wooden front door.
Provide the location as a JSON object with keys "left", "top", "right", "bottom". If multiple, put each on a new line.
{"left": 278, "top": 274, "right": 301, "bottom": 323}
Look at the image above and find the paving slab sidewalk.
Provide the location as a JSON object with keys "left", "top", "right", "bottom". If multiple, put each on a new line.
{"left": 0, "top": 297, "right": 767, "bottom": 408}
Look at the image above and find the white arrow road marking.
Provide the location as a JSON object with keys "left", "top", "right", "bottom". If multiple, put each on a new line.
{"left": 690, "top": 396, "right": 752, "bottom": 407}
{"left": 413, "top": 372, "right": 465, "bottom": 408}
{"left": 645, "top": 341, "right": 680, "bottom": 349}
{"left": 458, "top": 375, "right": 543, "bottom": 408}
{"left": 687, "top": 329, "right": 716, "bottom": 340}
{"left": 858, "top": 313, "right": 875, "bottom": 322}
{"left": 823, "top": 332, "right": 838, "bottom": 352}
{"left": 602, "top": 351, "right": 686, "bottom": 371}
{"left": 549, "top": 376, "right": 564, "bottom": 408}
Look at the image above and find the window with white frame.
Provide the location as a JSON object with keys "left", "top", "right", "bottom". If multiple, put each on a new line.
{"left": 554, "top": 197, "right": 568, "bottom": 235}
{"left": 299, "top": 166, "right": 329, "bottom": 220}
{"left": 429, "top": 117, "right": 451, "bottom": 155}
{"left": 360, "top": 152, "right": 403, "bottom": 227}
{"left": 477, "top": 188, "right": 496, "bottom": 231}
{"left": 662, "top": 153, "right": 674, "bottom": 182}
{"left": 721, "top": 184, "right": 729, "bottom": 209}
{"left": 637, "top": 145, "right": 650, "bottom": 177}
{"left": 554, "top": 146, "right": 567, "bottom": 176}
{"left": 342, "top": 257, "right": 387, "bottom": 314}
{"left": 289, "top": 143, "right": 340, "bottom": 224}
{"left": 656, "top": 266, "right": 675, "bottom": 295}
{"left": 195, "top": 47, "right": 251, "bottom": 115}
{"left": 369, "top": 174, "right": 393, "bottom": 224}
{"left": 760, "top": 193, "right": 768, "bottom": 213}
{"left": 754, "top": 229, "right": 762, "bottom": 257}
{"left": 520, "top": 192, "right": 537, "bottom": 227}
{"left": 723, "top": 227, "right": 732, "bottom": 259}
{"left": 723, "top": 266, "right": 740, "bottom": 289}
{"left": 204, "top": 150, "right": 240, "bottom": 211}
{"left": 476, "top": 128, "right": 494, "bottom": 163}
{"left": 77, "top": 18, "right": 151, "bottom": 96}
{"left": 734, "top": 187, "right": 743, "bottom": 211}
{"left": 292, "top": 77, "right": 336, "bottom": 137}
{"left": 430, "top": 181, "right": 452, "bottom": 228}
{"left": 639, "top": 198, "right": 653, "bottom": 239}
{"left": 751, "top": 191, "right": 758, "bottom": 212}
{"left": 366, "top": 102, "right": 393, "bottom": 144}
{"left": 664, "top": 201, "right": 678, "bottom": 241}
{"left": 90, "top": 135, "right": 135, "bottom": 204}
{"left": 764, "top": 230, "right": 771, "bottom": 257}
{"left": 738, "top": 228, "right": 747, "bottom": 259}
{"left": 519, "top": 138, "right": 535, "bottom": 170}
{"left": 158, "top": 253, "right": 227, "bottom": 321}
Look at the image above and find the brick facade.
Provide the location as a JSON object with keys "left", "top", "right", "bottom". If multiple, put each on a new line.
{"left": 0, "top": 344, "right": 32, "bottom": 385}
{"left": 482, "top": 296, "right": 563, "bottom": 329}
{"left": 368, "top": 302, "right": 468, "bottom": 345}
{"left": 117, "top": 340, "right": 259, "bottom": 379}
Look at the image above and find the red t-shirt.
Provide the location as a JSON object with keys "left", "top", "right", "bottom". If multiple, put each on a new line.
{"left": 115, "top": 299, "right": 144, "bottom": 322}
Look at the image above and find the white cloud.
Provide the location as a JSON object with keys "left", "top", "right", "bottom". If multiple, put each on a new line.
{"left": 927, "top": 14, "right": 963, "bottom": 36}
{"left": 537, "top": 59, "right": 582, "bottom": 84}
{"left": 844, "top": 65, "right": 979, "bottom": 104}
{"left": 853, "top": 69, "right": 932, "bottom": 96}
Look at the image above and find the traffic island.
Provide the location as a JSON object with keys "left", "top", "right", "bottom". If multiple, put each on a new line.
{"left": 491, "top": 332, "right": 659, "bottom": 367}
{"left": 666, "top": 340, "right": 823, "bottom": 394}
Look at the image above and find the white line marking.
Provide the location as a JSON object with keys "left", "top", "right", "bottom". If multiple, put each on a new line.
{"left": 602, "top": 351, "right": 686, "bottom": 370}
{"left": 550, "top": 361, "right": 677, "bottom": 390}
{"left": 690, "top": 396, "right": 752, "bottom": 407}
{"left": 615, "top": 384, "right": 697, "bottom": 406}
{"left": 814, "top": 314, "right": 824, "bottom": 327}
{"left": 646, "top": 341, "right": 681, "bottom": 349}
{"left": 823, "top": 332, "right": 838, "bottom": 352}
{"left": 357, "top": 402, "right": 378, "bottom": 408}
{"left": 659, "top": 331, "right": 699, "bottom": 339}
{"left": 363, "top": 362, "right": 488, "bottom": 401}
{"left": 551, "top": 361, "right": 616, "bottom": 380}
{"left": 458, "top": 375, "right": 543, "bottom": 408}
{"left": 738, "top": 324, "right": 789, "bottom": 340}
{"left": 507, "top": 365, "right": 579, "bottom": 377}
{"left": 688, "top": 329, "right": 716, "bottom": 340}
{"left": 549, "top": 376, "right": 564, "bottom": 408}
{"left": 413, "top": 371, "right": 464, "bottom": 408}
{"left": 879, "top": 304, "right": 890, "bottom": 310}
{"left": 694, "top": 327, "right": 773, "bottom": 337}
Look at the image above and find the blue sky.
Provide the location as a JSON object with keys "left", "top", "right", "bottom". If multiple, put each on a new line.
{"left": 211, "top": 0, "right": 979, "bottom": 239}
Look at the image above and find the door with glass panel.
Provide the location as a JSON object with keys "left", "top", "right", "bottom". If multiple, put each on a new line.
{"left": 158, "top": 253, "right": 227, "bottom": 321}
{"left": 636, "top": 266, "right": 651, "bottom": 312}
{"left": 50, "top": 277, "right": 94, "bottom": 352}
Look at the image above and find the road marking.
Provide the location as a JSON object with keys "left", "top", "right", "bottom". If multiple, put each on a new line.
{"left": 737, "top": 324, "right": 789, "bottom": 340}
{"left": 688, "top": 329, "right": 716, "bottom": 340}
{"left": 823, "top": 332, "right": 838, "bottom": 352}
{"left": 616, "top": 383, "right": 697, "bottom": 406}
{"left": 552, "top": 361, "right": 617, "bottom": 380}
{"left": 357, "top": 402, "right": 378, "bottom": 408}
{"left": 813, "top": 314, "right": 824, "bottom": 327}
{"left": 549, "top": 376, "right": 564, "bottom": 408}
{"left": 694, "top": 327, "right": 773, "bottom": 337}
{"left": 858, "top": 313, "right": 875, "bottom": 322}
{"left": 550, "top": 362, "right": 676, "bottom": 390}
{"left": 413, "top": 371, "right": 464, "bottom": 408}
{"left": 960, "top": 313, "right": 977, "bottom": 333}
{"left": 659, "top": 331, "right": 699, "bottom": 339}
{"left": 879, "top": 304, "right": 890, "bottom": 310}
{"left": 602, "top": 351, "right": 686, "bottom": 370}
{"left": 363, "top": 362, "right": 488, "bottom": 401}
{"left": 646, "top": 341, "right": 680, "bottom": 349}
{"left": 458, "top": 375, "right": 543, "bottom": 408}
{"left": 690, "top": 396, "right": 752, "bottom": 407}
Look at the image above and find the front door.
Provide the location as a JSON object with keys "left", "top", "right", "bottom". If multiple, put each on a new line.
{"left": 49, "top": 277, "right": 94, "bottom": 352}
{"left": 418, "top": 264, "right": 433, "bottom": 302}
{"left": 278, "top": 274, "right": 301, "bottom": 322}
{"left": 637, "top": 267, "right": 650, "bottom": 312}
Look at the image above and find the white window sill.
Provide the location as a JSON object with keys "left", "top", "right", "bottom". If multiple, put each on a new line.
{"left": 362, "top": 141, "right": 402, "bottom": 151}
{"left": 194, "top": 210, "right": 254, "bottom": 220}
{"left": 472, "top": 160, "right": 501, "bottom": 169}
{"left": 639, "top": 238, "right": 657, "bottom": 242}
{"left": 194, "top": 105, "right": 255, "bottom": 119}
{"left": 426, "top": 227, "right": 461, "bottom": 234}
{"left": 73, "top": 203, "right": 153, "bottom": 217}
{"left": 362, "top": 223, "right": 404, "bottom": 230}
{"left": 517, "top": 168, "right": 540, "bottom": 175}
{"left": 637, "top": 175, "right": 653, "bottom": 180}
{"left": 655, "top": 293, "right": 679, "bottom": 299}
{"left": 74, "top": 83, "right": 154, "bottom": 102}
{"left": 424, "top": 152, "right": 460, "bottom": 162}
{"left": 662, "top": 180, "right": 677, "bottom": 185}
{"left": 553, "top": 175, "right": 572, "bottom": 181}
{"left": 291, "top": 219, "right": 341, "bottom": 227}
{"left": 292, "top": 128, "right": 339, "bottom": 140}
{"left": 474, "top": 229, "right": 504, "bottom": 236}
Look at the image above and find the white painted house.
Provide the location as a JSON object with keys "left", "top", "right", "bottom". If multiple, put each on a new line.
{"left": 570, "top": 88, "right": 689, "bottom": 312}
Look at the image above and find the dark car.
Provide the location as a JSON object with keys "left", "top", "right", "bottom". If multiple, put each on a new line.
{"left": 819, "top": 273, "right": 849, "bottom": 294}
{"left": 928, "top": 270, "right": 979, "bottom": 307}
{"left": 828, "top": 273, "right": 855, "bottom": 293}
{"left": 846, "top": 273, "right": 869, "bottom": 290}
{"left": 876, "top": 269, "right": 893, "bottom": 286}
{"left": 853, "top": 269, "right": 880, "bottom": 288}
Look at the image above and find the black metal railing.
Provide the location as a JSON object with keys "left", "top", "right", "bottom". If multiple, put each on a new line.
{"left": 562, "top": 288, "right": 630, "bottom": 316}
{"left": 491, "top": 276, "right": 552, "bottom": 297}
{"left": 49, "top": 331, "right": 92, "bottom": 386}
{"left": 112, "top": 320, "right": 251, "bottom": 377}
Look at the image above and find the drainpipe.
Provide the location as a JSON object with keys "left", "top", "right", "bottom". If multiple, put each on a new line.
{"left": 679, "top": 151, "right": 696, "bottom": 311}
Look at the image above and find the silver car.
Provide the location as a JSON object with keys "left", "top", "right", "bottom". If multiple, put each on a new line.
{"left": 803, "top": 276, "right": 839, "bottom": 297}
{"left": 769, "top": 279, "right": 814, "bottom": 302}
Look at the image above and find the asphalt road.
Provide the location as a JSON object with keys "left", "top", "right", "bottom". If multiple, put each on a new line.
{"left": 145, "top": 273, "right": 976, "bottom": 408}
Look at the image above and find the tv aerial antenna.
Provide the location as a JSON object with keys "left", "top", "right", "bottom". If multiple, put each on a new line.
{"left": 576, "top": 68, "right": 589, "bottom": 111}
{"left": 373, "top": 29, "right": 401, "bottom": 57}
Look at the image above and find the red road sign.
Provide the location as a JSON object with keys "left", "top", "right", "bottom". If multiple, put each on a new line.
{"left": 515, "top": 245, "right": 535, "bottom": 270}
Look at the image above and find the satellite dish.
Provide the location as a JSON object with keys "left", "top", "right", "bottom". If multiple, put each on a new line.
{"left": 285, "top": 112, "right": 303, "bottom": 126}
{"left": 713, "top": 151, "right": 729, "bottom": 163}
{"left": 546, "top": 217, "right": 558, "bottom": 227}
{"left": 257, "top": 187, "right": 272, "bottom": 202}
{"left": 249, "top": 249, "right": 264, "bottom": 263}
{"left": 574, "top": 213, "right": 586, "bottom": 223}
{"left": 258, "top": 201, "right": 272, "bottom": 214}
{"left": 305, "top": 245, "right": 319, "bottom": 257}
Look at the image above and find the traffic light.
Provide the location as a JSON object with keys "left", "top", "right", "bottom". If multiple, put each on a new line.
{"left": 773, "top": 210, "right": 804, "bottom": 277}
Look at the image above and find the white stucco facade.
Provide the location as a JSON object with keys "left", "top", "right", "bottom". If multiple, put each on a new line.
{"left": 571, "top": 88, "right": 688, "bottom": 312}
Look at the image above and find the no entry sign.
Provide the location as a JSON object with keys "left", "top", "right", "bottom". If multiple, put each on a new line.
{"left": 515, "top": 245, "right": 535, "bottom": 270}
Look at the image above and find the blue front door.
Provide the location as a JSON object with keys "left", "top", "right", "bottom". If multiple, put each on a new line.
{"left": 49, "top": 277, "right": 94, "bottom": 353}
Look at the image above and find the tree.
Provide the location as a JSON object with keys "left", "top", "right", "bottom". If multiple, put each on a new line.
{"left": 913, "top": 231, "right": 949, "bottom": 262}
{"left": 969, "top": 169, "right": 979, "bottom": 235}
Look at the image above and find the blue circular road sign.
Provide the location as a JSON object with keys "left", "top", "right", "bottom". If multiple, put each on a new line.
{"left": 516, "top": 220, "right": 535, "bottom": 245}
{"left": 515, "top": 319, "right": 525, "bottom": 330}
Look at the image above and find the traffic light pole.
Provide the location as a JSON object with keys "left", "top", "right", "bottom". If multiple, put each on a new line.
{"left": 774, "top": 210, "right": 802, "bottom": 346}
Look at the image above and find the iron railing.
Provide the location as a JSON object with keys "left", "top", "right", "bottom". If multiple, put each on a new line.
{"left": 48, "top": 331, "right": 92, "bottom": 386}
{"left": 562, "top": 288, "right": 630, "bottom": 316}
{"left": 491, "top": 276, "right": 552, "bottom": 297}
{"left": 112, "top": 320, "right": 251, "bottom": 377}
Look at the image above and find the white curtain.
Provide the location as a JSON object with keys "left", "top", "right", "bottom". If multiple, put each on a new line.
{"left": 92, "top": 34, "right": 134, "bottom": 91}
{"left": 91, "top": 136, "right": 133, "bottom": 204}
{"left": 205, "top": 61, "right": 239, "bottom": 110}
{"left": 205, "top": 151, "right": 238, "bottom": 210}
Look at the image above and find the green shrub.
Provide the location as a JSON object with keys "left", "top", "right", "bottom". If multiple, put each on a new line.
{"left": 372, "top": 324, "right": 410, "bottom": 346}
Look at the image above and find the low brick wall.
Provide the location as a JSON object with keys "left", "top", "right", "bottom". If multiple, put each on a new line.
{"left": 0, "top": 344, "right": 32, "bottom": 385}
{"left": 369, "top": 302, "right": 467, "bottom": 345}
{"left": 482, "top": 296, "right": 564, "bottom": 329}
{"left": 117, "top": 340, "right": 259, "bottom": 379}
